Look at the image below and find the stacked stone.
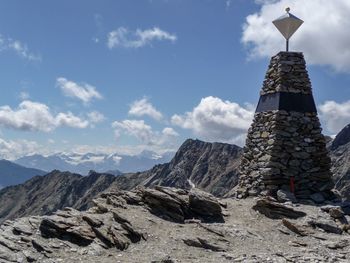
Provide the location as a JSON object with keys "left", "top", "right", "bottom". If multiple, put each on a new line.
{"left": 261, "top": 52, "right": 311, "bottom": 95}
{"left": 237, "top": 52, "right": 334, "bottom": 202}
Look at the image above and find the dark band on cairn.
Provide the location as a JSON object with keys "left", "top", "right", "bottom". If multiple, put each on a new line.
{"left": 256, "top": 92, "right": 317, "bottom": 113}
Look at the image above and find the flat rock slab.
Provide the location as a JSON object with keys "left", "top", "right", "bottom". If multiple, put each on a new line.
{"left": 252, "top": 198, "right": 306, "bottom": 219}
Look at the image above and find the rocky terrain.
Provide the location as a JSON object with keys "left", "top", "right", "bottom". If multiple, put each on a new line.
{"left": 0, "top": 126, "right": 350, "bottom": 234}
{"left": 140, "top": 139, "right": 242, "bottom": 196}
{"left": 0, "top": 186, "right": 349, "bottom": 262}
{"left": 0, "top": 139, "right": 242, "bottom": 223}
{"left": 330, "top": 124, "right": 350, "bottom": 201}
{"left": 0, "top": 171, "right": 116, "bottom": 224}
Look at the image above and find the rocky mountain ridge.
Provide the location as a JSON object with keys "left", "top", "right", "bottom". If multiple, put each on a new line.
{"left": 0, "top": 170, "right": 116, "bottom": 224}
{"left": 140, "top": 139, "right": 242, "bottom": 196}
{"left": 0, "top": 139, "right": 242, "bottom": 224}
{"left": 331, "top": 124, "right": 350, "bottom": 201}
{"left": 2, "top": 123, "right": 350, "bottom": 225}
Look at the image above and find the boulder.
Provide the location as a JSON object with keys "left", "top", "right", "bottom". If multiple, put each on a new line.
{"left": 189, "top": 189, "right": 224, "bottom": 222}
{"left": 307, "top": 218, "right": 343, "bottom": 234}
{"left": 277, "top": 190, "right": 297, "bottom": 203}
{"left": 310, "top": 193, "right": 325, "bottom": 204}
{"left": 252, "top": 198, "right": 306, "bottom": 219}
{"left": 329, "top": 207, "right": 345, "bottom": 219}
{"left": 140, "top": 188, "right": 186, "bottom": 223}
{"left": 183, "top": 237, "right": 226, "bottom": 252}
{"left": 282, "top": 219, "right": 309, "bottom": 236}
{"left": 139, "top": 186, "right": 224, "bottom": 223}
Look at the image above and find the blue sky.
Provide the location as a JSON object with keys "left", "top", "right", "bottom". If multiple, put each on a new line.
{"left": 0, "top": 0, "right": 349, "bottom": 159}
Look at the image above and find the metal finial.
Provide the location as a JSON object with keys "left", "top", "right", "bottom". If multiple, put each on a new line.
{"left": 273, "top": 8, "right": 303, "bottom": 52}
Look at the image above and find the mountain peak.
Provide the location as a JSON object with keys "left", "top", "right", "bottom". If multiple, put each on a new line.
{"left": 331, "top": 124, "right": 350, "bottom": 150}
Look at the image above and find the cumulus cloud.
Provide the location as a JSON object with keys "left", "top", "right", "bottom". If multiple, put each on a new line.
{"left": 88, "top": 111, "right": 105, "bottom": 124}
{"left": 0, "top": 35, "right": 41, "bottom": 61}
{"left": 171, "top": 96, "right": 254, "bottom": 145}
{"left": 318, "top": 100, "right": 350, "bottom": 134}
{"left": 242, "top": 0, "right": 350, "bottom": 72}
{"left": 0, "top": 138, "right": 43, "bottom": 160}
{"left": 57, "top": 77, "right": 102, "bottom": 104}
{"left": 113, "top": 120, "right": 154, "bottom": 143}
{"left": 162, "top": 127, "right": 179, "bottom": 137}
{"left": 107, "top": 27, "right": 177, "bottom": 49}
{"left": 56, "top": 112, "right": 89, "bottom": 129}
{"left": 112, "top": 119, "right": 179, "bottom": 147}
{"left": 0, "top": 100, "right": 89, "bottom": 132}
{"left": 128, "top": 97, "right": 163, "bottom": 121}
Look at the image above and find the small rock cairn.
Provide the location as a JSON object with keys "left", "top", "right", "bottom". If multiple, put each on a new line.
{"left": 237, "top": 52, "right": 334, "bottom": 202}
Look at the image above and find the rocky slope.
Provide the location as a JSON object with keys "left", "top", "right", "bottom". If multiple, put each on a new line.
{"left": 0, "top": 186, "right": 349, "bottom": 263}
{"left": 139, "top": 139, "right": 242, "bottom": 197}
{"left": 0, "top": 160, "right": 46, "bottom": 189}
{"left": 0, "top": 139, "right": 242, "bottom": 223}
{"left": 3, "top": 130, "right": 350, "bottom": 225}
{"left": 0, "top": 170, "right": 115, "bottom": 224}
{"left": 330, "top": 124, "right": 350, "bottom": 201}
{"left": 331, "top": 124, "right": 350, "bottom": 150}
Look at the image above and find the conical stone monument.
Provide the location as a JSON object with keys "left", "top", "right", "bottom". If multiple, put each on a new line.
{"left": 236, "top": 9, "right": 334, "bottom": 202}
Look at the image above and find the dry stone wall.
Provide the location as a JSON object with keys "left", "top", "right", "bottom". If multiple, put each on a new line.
{"left": 237, "top": 52, "right": 334, "bottom": 202}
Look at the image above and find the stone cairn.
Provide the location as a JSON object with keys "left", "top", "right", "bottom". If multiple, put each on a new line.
{"left": 237, "top": 51, "right": 334, "bottom": 202}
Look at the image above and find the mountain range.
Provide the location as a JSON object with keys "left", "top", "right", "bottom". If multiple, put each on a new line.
{"left": 1, "top": 123, "right": 350, "bottom": 224}
{"left": 0, "top": 139, "right": 242, "bottom": 223}
{"left": 14, "top": 150, "right": 174, "bottom": 175}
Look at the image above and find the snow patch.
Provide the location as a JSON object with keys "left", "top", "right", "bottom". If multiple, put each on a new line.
{"left": 188, "top": 179, "right": 195, "bottom": 189}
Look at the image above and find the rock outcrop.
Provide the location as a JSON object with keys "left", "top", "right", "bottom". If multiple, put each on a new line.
{"left": 331, "top": 131, "right": 350, "bottom": 201}
{"left": 141, "top": 139, "right": 242, "bottom": 197}
{"left": 0, "top": 187, "right": 349, "bottom": 263}
{"left": 0, "top": 139, "right": 242, "bottom": 224}
{"left": 0, "top": 187, "right": 225, "bottom": 262}
{"left": 331, "top": 124, "right": 350, "bottom": 150}
{"left": 0, "top": 170, "right": 116, "bottom": 224}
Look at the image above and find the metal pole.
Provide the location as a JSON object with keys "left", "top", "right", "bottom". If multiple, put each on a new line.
{"left": 286, "top": 39, "right": 289, "bottom": 52}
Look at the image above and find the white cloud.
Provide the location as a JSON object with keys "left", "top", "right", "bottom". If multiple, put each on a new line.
{"left": 0, "top": 100, "right": 89, "bottom": 132}
{"left": 242, "top": 0, "right": 350, "bottom": 72}
{"left": 128, "top": 97, "right": 163, "bottom": 121}
{"left": 107, "top": 27, "right": 177, "bottom": 49}
{"left": 112, "top": 120, "right": 154, "bottom": 143}
{"left": 88, "top": 111, "right": 105, "bottom": 124}
{"left": 0, "top": 35, "right": 41, "bottom": 61}
{"left": 319, "top": 100, "right": 350, "bottom": 134}
{"left": 19, "top": 91, "right": 30, "bottom": 100}
{"left": 171, "top": 96, "right": 254, "bottom": 145}
{"left": 112, "top": 119, "right": 179, "bottom": 147}
{"left": 162, "top": 127, "right": 179, "bottom": 137}
{"left": 57, "top": 77, "right": 102, "bottom": 104}
{"left": 56, "top": 112, "right": 89, "bottom": 129}
{"left": 0, "top": 138, "right": 44, "bottom": 160}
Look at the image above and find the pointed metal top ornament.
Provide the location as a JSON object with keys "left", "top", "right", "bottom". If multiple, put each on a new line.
{"left": 273, "top": 7, "right": 303, "bottom": 52}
